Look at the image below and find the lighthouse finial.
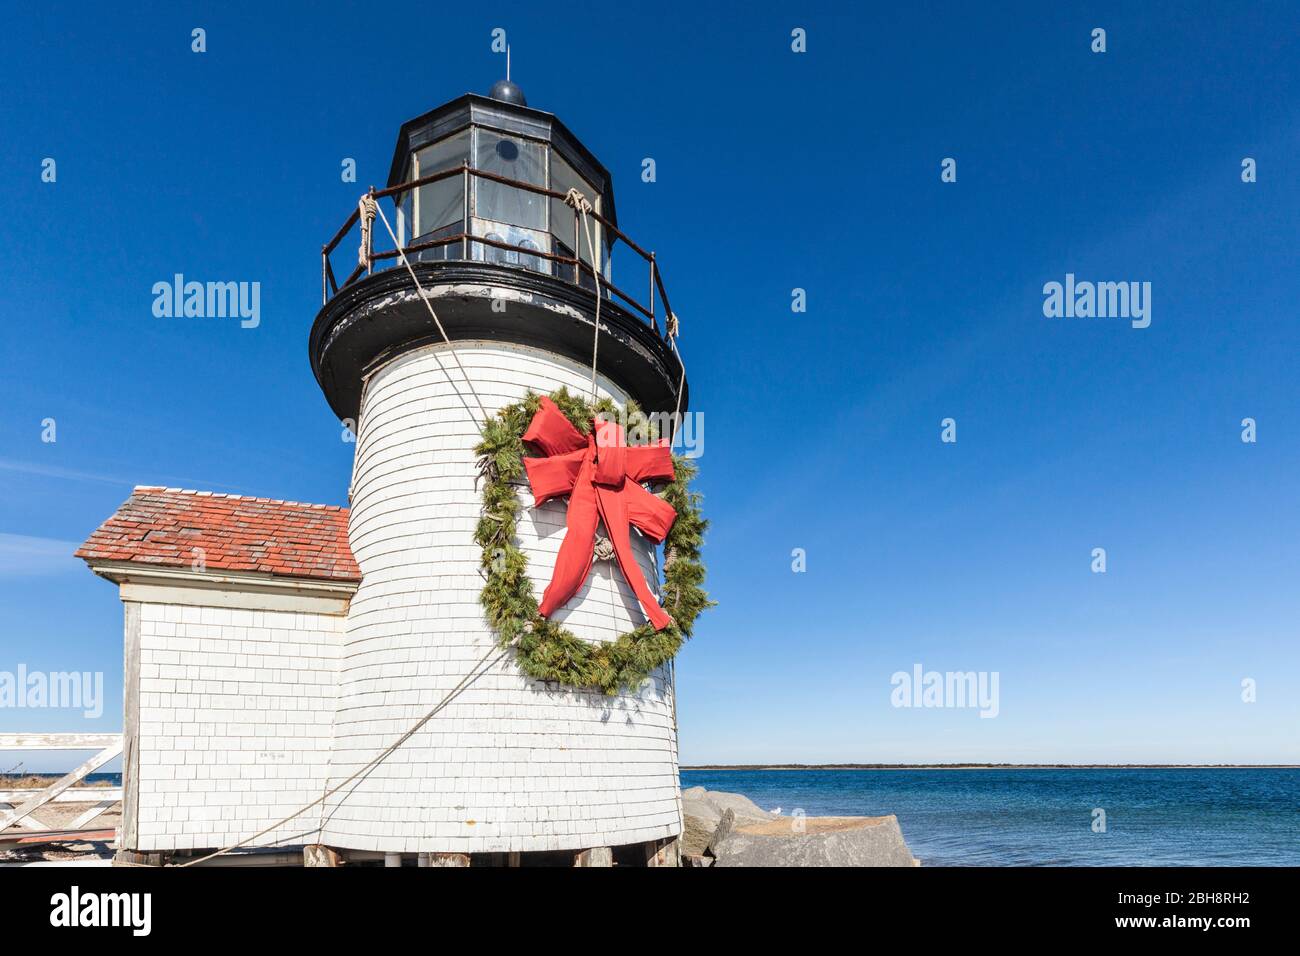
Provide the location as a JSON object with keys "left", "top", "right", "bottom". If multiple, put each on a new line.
{"left": 488, "top": 75, "right": 527, "bottom": 107}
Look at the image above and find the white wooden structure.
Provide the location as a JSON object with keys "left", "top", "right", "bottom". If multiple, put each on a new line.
{"left": 318, "top": 343, "right": 681, "bottom": 857}
{"left": 77, "top": 542, "right": 355, "bottom": 856}
{"left": 0, "top": 733, "right": 122, "bottom": 837}
{"left": 75, "top": 81, "right": 691, "bottom": 865}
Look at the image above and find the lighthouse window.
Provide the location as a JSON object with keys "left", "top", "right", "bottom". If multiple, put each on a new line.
{"left": 549, "top": 155, "right": 579, "bottom": 262}
{"left": 474, "top": 131, "right": 545, "bottom": 231}
{"left": 549, "top": 154, "right": 601, "bottom": 284}
{"left": 396, "top": 188, "right": 412, "bottom": 247}
{"left": 413, "top": 130, "right": 470, "bottom": 240}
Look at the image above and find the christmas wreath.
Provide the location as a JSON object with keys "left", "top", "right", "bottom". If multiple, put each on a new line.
{"left": 474, "top": 388, "right": 709, "bottom": 693}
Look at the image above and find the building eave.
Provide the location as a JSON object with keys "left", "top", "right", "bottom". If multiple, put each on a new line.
{"left": 86, "top": 560, "right": 359, "bottom": 615}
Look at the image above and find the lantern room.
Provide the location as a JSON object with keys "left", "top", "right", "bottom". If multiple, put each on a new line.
{"left": 386, "top": 80, "right": 614, "bottom": 288}
{"left": 314, "top": 80, "right": 684, "bottom": 429}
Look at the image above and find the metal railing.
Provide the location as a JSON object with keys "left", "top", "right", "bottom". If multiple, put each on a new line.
{"left": 321, "top": 163, "right": 676, "bottom": 337}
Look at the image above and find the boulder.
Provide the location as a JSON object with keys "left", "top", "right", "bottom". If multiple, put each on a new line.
{"left": 681, "top": 810, "right": 718, "bottom": 858}
{"left": 709, "top": 813, "right": 919, "bottom": 867}
{"left": 678, "top": 787, "right": 920, "bottom": 866}
{"left": 680, "top": 786, "right": 774, "bottom": 827}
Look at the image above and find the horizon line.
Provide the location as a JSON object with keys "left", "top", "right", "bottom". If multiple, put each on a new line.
{"left": 682, "top": 763, "right": 1300, "bottom": 770}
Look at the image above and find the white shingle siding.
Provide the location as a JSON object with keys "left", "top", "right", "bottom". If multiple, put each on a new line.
{"left": 318, "top": 341, "right": 681, "bottom": 854}
{"left": 123, "top": 339, "right": 681, "bottom": 856}
{"left": 133, "top": 602, "right": 343, "bottom": 852}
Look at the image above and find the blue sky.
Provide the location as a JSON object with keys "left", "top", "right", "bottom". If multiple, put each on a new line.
{"left": 2, "top": 1, "right": 1298, "bottom": 769}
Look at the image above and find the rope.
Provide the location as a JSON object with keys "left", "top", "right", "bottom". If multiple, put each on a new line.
{"left": 565, "top": 187, "right": 602, "bottom": 402}
{"left": 669, "top": 334, "right": 687, "bottom": 452}
{"left": 372, "top": 200, "right": 490, "bottom": 426}
{"left": 177, "top": 643, "right": 507, "bottom": 867}
{"left": 358, "top": 193, "right": 377, "bottom": 272}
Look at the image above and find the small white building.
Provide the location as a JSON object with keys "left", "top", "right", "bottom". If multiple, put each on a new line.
{"left": 78, "top": 488, "right": 359, "bottom": 859}
{"left": 78, "top": 80, "right": 691, "bottom": 866}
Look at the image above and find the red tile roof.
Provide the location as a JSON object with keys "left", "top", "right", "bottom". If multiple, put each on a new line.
{"left": 75, "top": 486, "right": 360, "bottom": 582}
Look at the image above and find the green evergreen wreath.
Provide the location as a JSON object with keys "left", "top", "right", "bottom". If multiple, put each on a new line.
{"left": 475, "top": 388, "right": 710, "bottom": 694}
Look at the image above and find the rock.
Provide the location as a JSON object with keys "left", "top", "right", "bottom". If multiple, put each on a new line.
{"left": 705, "top": 808, "right": 736, "bottom": 857}
{"left": 709, "top": 814, "right": 919, "bottom": 867}
{"left": 678, "top": 787, "right": 920, "bottom": 866}
{"left": 681, "top": 809, "right": 718, "bottom": 857}
{"left": 706, "top": 790, "right": 773, "bottom": 823}
{"left": 680, "top": 786, "right": 773, "bottom": 827}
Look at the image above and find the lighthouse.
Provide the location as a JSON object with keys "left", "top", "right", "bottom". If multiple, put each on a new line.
{"left": 75, "top": 78, "right": 695, "bottom": 867}
{"left": 311, "top": 80, "right": 691, "bottom": 864}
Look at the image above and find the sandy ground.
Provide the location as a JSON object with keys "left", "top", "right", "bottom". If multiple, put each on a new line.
{"left": 731, "top": 815, "right": 889, "bottom": 836}
{"left": 0, "top": 799, "right": 120, "bottom": 863}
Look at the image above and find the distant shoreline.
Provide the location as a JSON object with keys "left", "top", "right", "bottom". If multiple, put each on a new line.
{"left": 682, "top": 764, "right": 1299, "bottom": 771}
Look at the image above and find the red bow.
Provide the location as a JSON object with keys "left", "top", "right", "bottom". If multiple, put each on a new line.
{"left": 522, "top": 397, "right": 677, "bottom": 630}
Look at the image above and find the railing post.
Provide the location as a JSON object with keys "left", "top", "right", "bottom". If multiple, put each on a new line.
{"left": 573, "top": 208, "right": 580, "bottom": 285}
{"left": 322, "top": 247, "right": 328, "bottom": 305}
{"left": 649, "top": 253, "right": 657, "bottom": 332}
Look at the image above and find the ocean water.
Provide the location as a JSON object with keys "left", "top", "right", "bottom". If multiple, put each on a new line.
{"left": 16, "top": 769, "right": 1296, "bottom": 865}
{"left": 3, "top": 772, "right": 122, "bottom": 786}
{"left": 680, "top": 768, "right": 1300, "bottom": 866}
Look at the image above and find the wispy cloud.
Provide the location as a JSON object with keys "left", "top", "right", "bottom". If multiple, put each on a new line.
{"left": 0, "top": 533, "right": 82, "bottom": 576}
{"left": 0, "top": 458, "right": 134, "bottom": 486}
{"left": 0, "top": 458, "right": 263, "bottom": 496}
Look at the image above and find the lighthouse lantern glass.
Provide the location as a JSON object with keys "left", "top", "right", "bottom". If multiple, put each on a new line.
{"left": 549, "top": 152, "right": 603, "bottom": 285}
{"left": 411, "top": 129, "right": 471, "bottom": 259}
{"left": 473, "top": 130, "right": 546, "bottom": 229}
{"left": 469, "top": 129, "right": 548, "bottom": 274}
{"left": 392, "top": 112, "right": 614, "bottom": 285}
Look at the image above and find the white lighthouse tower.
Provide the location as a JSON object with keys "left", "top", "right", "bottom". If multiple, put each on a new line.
{"left": 310, "top": 80, "right": 691, "bottom": 864}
